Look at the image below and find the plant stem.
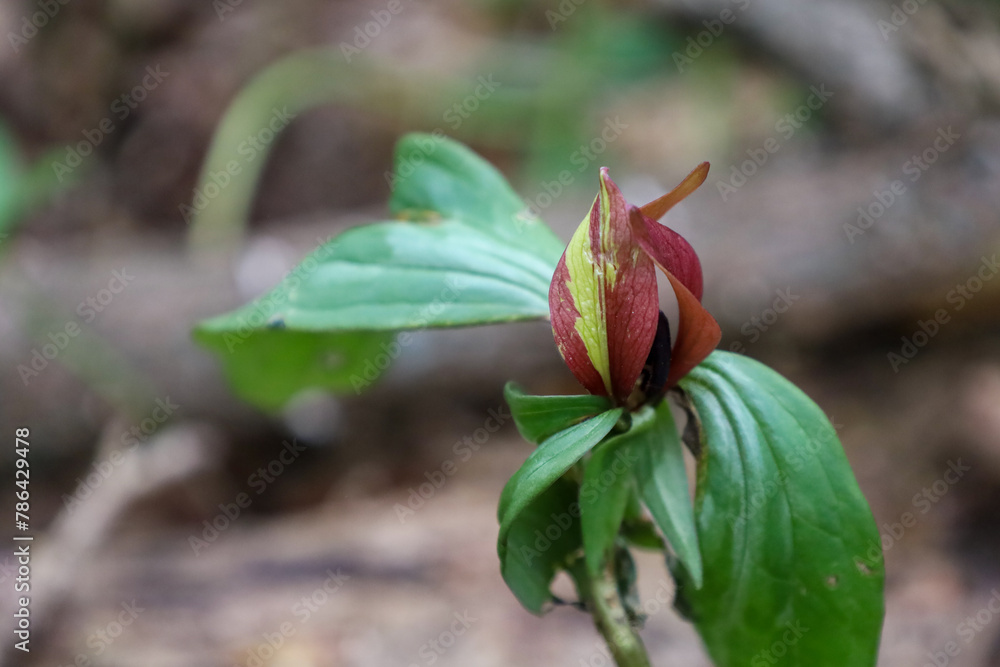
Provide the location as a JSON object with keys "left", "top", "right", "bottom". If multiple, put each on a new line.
{"left": 587, "top": 562, "right": 652, "bottom": 667}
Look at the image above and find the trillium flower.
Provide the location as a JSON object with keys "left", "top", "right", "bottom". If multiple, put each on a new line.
{"left": 548, "top": 165, "right": 721, "bottom": 406}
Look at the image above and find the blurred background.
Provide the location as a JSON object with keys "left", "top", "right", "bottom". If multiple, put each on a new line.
{"left": 1, "top": 0, "right": 999, "bottom": 664}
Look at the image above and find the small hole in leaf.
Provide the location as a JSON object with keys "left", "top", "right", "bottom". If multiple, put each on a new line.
{"left": 324, "top": 353, "right": 344, "bottom": 369}
{"left": 825, "top": 575, "right": 839, "bottom": 588}
{"left": 855, "top": 559, "right": 874, "bottom": 576}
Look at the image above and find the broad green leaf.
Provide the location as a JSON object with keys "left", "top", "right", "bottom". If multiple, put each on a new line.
{"left": 194, "top": 328, "right": 394, "bottom": 412}
{"left": 499, "top": 477, "right": 582, "bottom": 614}
{"left": 580, "top": 437, "right": 634, "bottom": 574}
{"left": 631, "top": 401, "right": 703, "bottom": 588}
{"left": 196, "top": 134, "right": 566, "bottom": 410}
{"left": 504, "top": 383, "right": 612, "bottom": 444}
{"left": 498, "top": 409, "right": 623, "bottom": 557}
{"left": 198, "top": 219, "right": 559, "bottom": 334}
{"left": 389, "top": 133, "right": 565, "bottom": 258}
{"left": 678, "top": 352, "right": 884, "bottom": 667}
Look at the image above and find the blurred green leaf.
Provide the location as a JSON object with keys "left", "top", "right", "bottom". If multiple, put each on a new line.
{"left": 389, "top": 133, "right": 564, "bottom": 258}
{"left": 498, "top": 408, "right": 623, "bottom": 563}
{"left": 504, "top": 383, "right": 612, "bottom": 444}
{"left": 194, "top": 328, "right": 394, "bottom": 412}
{"left": 0, "top": 121, "right": 69, "bottom": 241}
{"left": 678, "top": 352, "right": 884, "bottom": 667}
{"left": 631, "top": 400, "right": 703, "bottom": 588}
{"left": 499, "top": 477, "right": 582, "bottom": 614}
{"left": 197, "top": 134, "right": 565, "bottom": 410}
{"left": 580, "top": 436, "right": 633, "bottom": 575}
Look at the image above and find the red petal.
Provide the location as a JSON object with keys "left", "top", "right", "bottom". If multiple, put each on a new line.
{"left": 549, "top": 170, "right": 659, "bottom": 403}
{"left": 630, "top": 208, "right": 704, "bottom": 301}
{"left": 633, "top": 163, "right": 710, "bottom": 301}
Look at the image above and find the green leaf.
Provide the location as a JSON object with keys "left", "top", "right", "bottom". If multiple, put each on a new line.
{"left": 196, "top": 134, "right": 566, "bottom": 410}
{"left": 678, "top": 351, "right": 884, "bottom": 667}
{"left": 499, "top": 477, "right": 582, "bottom": 614}
{"left": 389, "top": 133, "right": 565, "bottom": 258}
{"left": 631, "top": 401, "right": 703, "bottom": 588}
{"left": 194, "top": 328, "right": 394, "bottom": 412}
{"left": 198, "top": 218, "right": 560, "bottom": 334}
{"left": 504, "top": 383, "right": 612, "bottom": 444}
{"left": 580, "top": 437, "right": 634, "bottom": 574}
{"left": 498, "top": 408, "right": 623, "bottom": 558}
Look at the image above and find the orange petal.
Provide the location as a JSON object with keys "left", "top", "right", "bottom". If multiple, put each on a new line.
{"left": 662, "top": 270, "right": 721, "bottom": 388}
{"left": 639, "top": 162, "right": 709, "bottom": 221}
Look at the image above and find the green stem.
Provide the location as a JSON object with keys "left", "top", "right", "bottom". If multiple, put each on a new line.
{"left": 587, "top": 561, "right": 652, "bottom": 667}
